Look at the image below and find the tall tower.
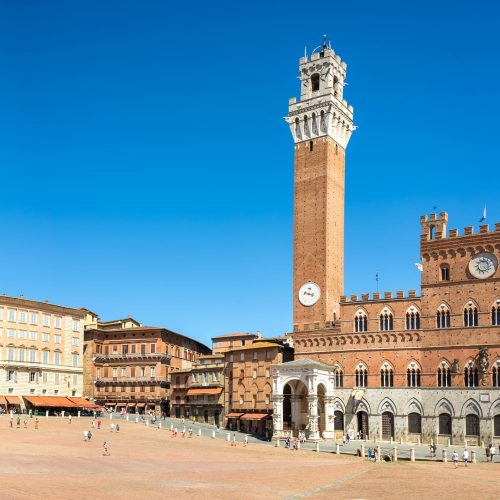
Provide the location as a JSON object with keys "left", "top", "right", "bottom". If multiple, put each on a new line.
{"left": 287, "top": 41, "right": 355, "bottom": 330}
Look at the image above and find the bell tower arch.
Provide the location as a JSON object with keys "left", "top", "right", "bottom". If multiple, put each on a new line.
{"left": 286, "top": 39, "right": 355, "bottom": 330}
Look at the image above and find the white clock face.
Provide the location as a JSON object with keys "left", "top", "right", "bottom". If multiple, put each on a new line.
{"left": 469, "top": 252, "right": 498, "bottom": 279}
{"left": 298, "top": 282, "right": 321, "bottom": 306}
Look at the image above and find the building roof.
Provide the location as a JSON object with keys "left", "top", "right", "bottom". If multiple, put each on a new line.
{"left": 0, "top": 294, "right": 89, "bottom": 318}
{"left": 212, "top": 332, "right": 258, "bottom": 340}
{"left": 226, "top": 341, "right": 283, "bottom": 352}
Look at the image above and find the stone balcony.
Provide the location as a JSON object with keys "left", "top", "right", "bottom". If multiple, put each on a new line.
{"left": 94, "top": 376, "right": 169, "bottom": 387}
{"left": 92, "top": 352, "right": 171, "bottom": 364}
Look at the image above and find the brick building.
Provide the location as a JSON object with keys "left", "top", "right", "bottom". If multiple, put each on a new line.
{"left": 272, "top": 41, "right": 500, "bottom": 444}
{"left": 83, "top": 319, "right": 210, "bottom": 414}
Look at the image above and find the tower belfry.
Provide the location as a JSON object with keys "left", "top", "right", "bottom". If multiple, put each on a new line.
{"left": 287, "top": 40, "right": 355, "bottom": 330}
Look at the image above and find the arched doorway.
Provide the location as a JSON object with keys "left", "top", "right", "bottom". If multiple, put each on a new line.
{"left": 334, "top": 410, "right": 344, "bottom": 439}
{"left": 439, "top": 413, "right": 452, "bottom": 435}
{"left": 214, "top": 411, "right": 220, "bottom": 427}
{"left": 357, "top": 411, "right": 369, "bottom": 438}
{"left": 283, "top": 384, "right": 292, "bottom": 430}
{"left": 282, "top": 379, "right": 309, "bottom": 435}
{"left": 495, "top": 415, "right": 500, "bottom": 437}
{"left": 381, "top": 412, "right": 394, "bottom": 440}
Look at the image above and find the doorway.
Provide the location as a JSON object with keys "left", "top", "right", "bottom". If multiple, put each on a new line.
{"left": 381, "top": 412, "right": 394, "bottom": 440}
{"left": 357, "top": 411, "right": 369, "bottom": 438}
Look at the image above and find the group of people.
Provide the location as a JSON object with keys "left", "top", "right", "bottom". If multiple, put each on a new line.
{"left": 485, "top": 443, "right": 497, "bottom": 462}
{"left": 284, "top": 437, "right": 301, "bottom": 450}
{"left": 169, "top": 425, "right": 193, "bottom": 438}
{"left": 8, "top": 413, "right": 39, "bottom": 430}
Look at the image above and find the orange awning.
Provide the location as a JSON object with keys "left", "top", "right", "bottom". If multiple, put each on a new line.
{"left": 67, "top": 397, "right": 99, "bottom": 409}
{"left": 226, "top": 412, "right": 245, "bottom": 418}
{"left": 186, "top": 387, "right": 222, "bottom": 396}
{"left": 136, "top": 403, "right": 146, "bottom": 407}
{"left": 240, "top": 413, "right": 270, "bottom": 420}
{"left": 5, "top": 396, "right": 22, "bottom": 405}
{"left": 0, "top": 396, "right": 7, "bottom": 405}
{"left": 24, "top": 396, "right": 78, "bottom": 408}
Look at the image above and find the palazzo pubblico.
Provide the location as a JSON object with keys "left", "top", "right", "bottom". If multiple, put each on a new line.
{"left": 271, "top": 41, "right": 500, "bottom": 445}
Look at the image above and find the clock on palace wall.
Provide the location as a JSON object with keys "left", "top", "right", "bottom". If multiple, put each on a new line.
{"left": 298, "top": 282, "right": 321, "bottom": 307}
{"left": 468, "top": 252, "right": 498, "bottom": 279}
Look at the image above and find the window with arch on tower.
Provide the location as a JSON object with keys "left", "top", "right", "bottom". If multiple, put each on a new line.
{"left": 407, "top": 362, "right": 421, "bottom": 387}
{"left": 492, "top": 360, "right": 500, "bottom": 387}
{"left": 464, "top": 361, "right": 479, "bottom": 387}
{"left": 463, "top": 302, "right": 478, "bottom": 327}
{"left": 406, "top": 307, "right": 420, "bottom": 330}
{"left": 436, "top": 305, "right": 451, "bottom": 328}
{"left": 437, "top": 361, "right": 452, "bottom": 387}
{"left": 380, "top": 363, "right": 394, "bottom": 388}
{"left": 355, "top": 363, "right": 368, "bottom": 387}
{"left": 440, "top": 264, "right": 450, "bottom": 281}
{"left": 311, "top": 73, "right": 320, "bottom": 92}
{"left": 354, "top": 310, "right": 368, "bottom": 333}
{"left": 334, "top": 365, "right": 344, "bottom": 388}
{"left": 379, "top": 309, "right": 394, "bottom": 331}
{"left": 492, "top": 300, "right": 500, "bottom": 326}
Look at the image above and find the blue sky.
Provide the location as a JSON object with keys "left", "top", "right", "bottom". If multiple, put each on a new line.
{"left": 1, "top": 1, "right": 499, "bottom": 347}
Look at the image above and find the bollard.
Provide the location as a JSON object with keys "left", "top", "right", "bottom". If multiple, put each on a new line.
{"left": 360, "top": 443, "right": 365, "bottom": 458}
{"left": 464, "top": 439, "right": 468, "bottom": 448}
{"left": 198, "top": 428, "right": 201, "bottom": 437}
{"left": 316, "top": 442, "right": 320, "bottom": 452}
{"left": 212, "top": 430, "right": 215, "bottom": 439}
{"left": 110, "top": 414, "right": 113, "bottom": 420}
{"left": 481, "top": 440, "right": 484, "bottom": 448}
{"left": 417, "top": 436, "right": 421, "bottom": 445}
{"left": 146, "top": 419, "right": 149, "bottom": 427}
{"left": 226, "top": 433, "right": 230, "bottom": 442}
{"left": 447, "top": 438, "right": 451, "bottom": 447}
{"left": 336, "top": 443, "right": 340, "bottom": 455}
{"left": 410, "top": 448, "right": 415, "bottom": 462}
{"left": 159, "top": 422, "right": 162, "bottom": 429}
{"left": 400, "top": 436, "right": 403, "bottom": 444}
{"left": 390, "top": 436, "right": 393, "bottom": 444}
{"left": 46, "top": 410, "right": 49, "bottom": 419}
{"left": 471, "top": 450, "right": 477, "bottom": 463}
{"left": 135, "top": 417, "right": 139, "bottom": 424}
{"left": 276, "top": 439, "right": 280, "bottom": 447}
{"left": 393, "top": 447, "right": 398, "bottom": 462}
{"left": 126, "top": 415, "right": 129, "bottom": 422}
{"left": 78, "top": 411, "right": 81, "bottom": 418}
{"left": 170, "top": 423, "right": 173, "bottom": 431}
{"left": 376, "top": 445, "right": 381, "bottom": 462}
{"left": 442, "top": 449, "right": 447, "bottom": 463}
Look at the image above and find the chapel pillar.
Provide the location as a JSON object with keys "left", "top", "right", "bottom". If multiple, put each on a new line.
{"left": 272, "top": 394, "right": 284, "bottom": 439}
{"left": 307, "top": 395, "right": 321, "bottom": 441}
{"left": 323, "top": 395, "right": 335, "bottom": 439}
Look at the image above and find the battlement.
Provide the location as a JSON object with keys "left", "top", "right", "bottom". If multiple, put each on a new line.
{"left": 340, "top": 290, "right": 418, "bottom": 304}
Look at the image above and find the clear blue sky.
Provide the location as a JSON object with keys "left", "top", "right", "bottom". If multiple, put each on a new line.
{"left": 1, "top": 1, "right": 499, "bottom": 347}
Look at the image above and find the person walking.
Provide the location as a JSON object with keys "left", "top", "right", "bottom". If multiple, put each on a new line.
{"left": 91, "top": 419, "right": 96, "bottom": 429}
{"left": 490, "top": 444, "right": 496, "bottom": 462}
{"left": 462, "top": 449, "right": 469, "bottom": 467}
{"left": 244, "top": 435, "right": 248, "bottom": 447}
{"left": 452, "top": 451, "right": 459, "bottom": 468}
{"left": 68, "top": 414, "right": 72, "bottom": 424}
{"left": 16, "top": 416, "right": 21, "bottom": 428}
{"left": 97, "top": 419, "right": 101, "bottom": 430}
{"left": 23, "top": 418, "right": 28, "bottom": 429}
{"left": 83, "top": 430, "right": 89, "bottom": 441}
{"left": 34, "top": 418, "right": 39, "bottom": 430}
{"left": 102, "top": 441, "right": 110, "bottom": 456}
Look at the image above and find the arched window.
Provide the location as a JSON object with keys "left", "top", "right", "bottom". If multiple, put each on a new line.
{"left": 354, "top": 309, "right": 368, "bottom": 332}
{"left": 464, "top": 301, "right": 478, "bottom": 327}
{"left": 380, "top": 362, "right": 394, "bottom": 387}
{"left": 440, "top": 264, "right": 450, "bottom": 281}
{"left": 406, "top": 306, "right": 420, "bottom": 330}
{"left": 439, "top": 413, "right": 452, "bottom": 435}
{"left": 295, "top": 117, "right": 301, "bottom": 139}
{"left": 491, "top": 300, "right": 500, "bottom": 326}
{"left": 407, "top": 362, "right": 421, "bottom": 387}
{"left": 465, "top": 414, "right": 479, "bottom": 436}
{"left": 355, "top": 363, "right": 368, "bottom": 387}
{"left": 303, "top": 115, "right": 309, "bottom": 137}
{"left": 437, "top": 361, "right": 452, "bottom": 387}
{"left": 311, "top": 73, "right": 320, "bottom": 92}
{"left": 464, "top": 360, "right": 479, "bottom": 387}
{"left": 429, "top": 225, "right": 435, "bottom": 240}
{"left": 436, "top": 304, "right": 451, "bottom": 328}
{"left": 311, "top": 112, "right": 318, "bottom": 135}
{"left": 334, "top": 366, "right": 343, "bottom": 388}
{"left": 492, "top": 360, "right": 500, "bottom": 387}
{"left": 379, "top": 308, "right": 394, "bottom": 331}
{"left": 408, "top": 413, "right": 421, "bottom": 434}
{"left": 320, "top": 110, "right": 326, "bottom": 133}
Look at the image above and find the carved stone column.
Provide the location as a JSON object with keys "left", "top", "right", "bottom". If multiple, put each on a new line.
{"left": 307, "top": 395, "right": 321, "bottom": 441}
{"left": 323, "top": 396, "right": 335, "bottom": 439}
{"left": 272, "top": 394, "right": 284, "bottom": 439}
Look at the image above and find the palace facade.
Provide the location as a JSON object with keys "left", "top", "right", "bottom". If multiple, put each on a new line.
{"left": 272, "top": 41, "right": 500, "bottom": 445}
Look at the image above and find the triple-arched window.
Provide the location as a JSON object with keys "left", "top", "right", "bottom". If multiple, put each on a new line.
{"left": 407, "top": 361, "right": 421, "bottom": 387}
{"left": 436, "top": 304, "right": 451, "bottom": 328}
{"left": 464, "top": 360, "right": 479, "bottom": 387}
{"left": 380, "top": 362, "right": 394, "bottom": 387}
{"left": 437, "top": 361, "right": 452, "bottom": 387}
{"left": 492, "top": 360, "right": 500, "bottom": 387}
{"left": 354, "top": 309, "right": 368, "bottom": 332}
{"left": 463, "top": 301, "right": 478, "bottom": 327}
{"left": 379, "top": 308, "right": 394, "bottom": 331}
{"left": 355, "top": 363, "right": 368, "bottom": 387}
{"left": 334, "top": 365, "right": 344, "bottom": 388}
{"left": 492, "top": 300, "right": 500, "bottom": 326}
{"left": 406, "top": 306, "right": 420, "bottom": 330}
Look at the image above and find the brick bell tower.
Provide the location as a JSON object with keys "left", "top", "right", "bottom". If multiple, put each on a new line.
{"left": 286, "top": 39, "right": 355, "bottom": 330}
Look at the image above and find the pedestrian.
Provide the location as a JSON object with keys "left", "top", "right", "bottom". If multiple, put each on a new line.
{"left": 174, "top": 427, "right": 178, "bottom": 437}
{"left": 34, "top": 418, "right": 39, "bottom": 430}
{"left": 490, "top": 444, "right": 496, "bottom": 462}
{"left": 9, "top": 417, "right": 13, "bottom": 428}
{"left": 462, "top": 449, "right": 469, "bottom": 467}
{"left": 88, "top": 430, "right": 92, "bottom": 441}
{"left": 97, "top": 419, "right": 101, "bottom": 430}
{"left": 91, "top": 419, "right": 96, "bottom": 428}
{"left": 102, "top": 441, "right": 110, "bottom": 456}
{"left": 68, "top": 414, "right": 72, "bottom": 424}
{"left": 23, "top": 418, "right": 28, "bottom": 429}
{"left": 83, "top": 430, "right": 89, "bottom": 441}
{"left": 16, "top": 416, "right": 21, "bottom": 428}
{"left": 452, "top": 451, "right": 459, "bottom": 468}
{"left": 182, "top": 426, "right": 186, "bottom": 438}
{"left": 188, "top": 427, "right": 193, "bottom": 438}
{"left": 486, "top": 445, "right": 491, "bottom": 461}
{"left": 231, "top": 433, "right": 237, "bottom": 446}
{"left": 110, "top": 423, "right": 115, "bottom": 432}
{"left": 116, "top": 423, "right": 120, "bottom": 433}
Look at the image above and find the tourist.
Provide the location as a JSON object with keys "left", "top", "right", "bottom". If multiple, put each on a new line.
{"left": 16, "top": 416, "right": 21, "bottom": 428}
{"left": 23, "top": 418, "right": 28, "bottom": 429}
{"left": 110, "top": 423, "right": 115, "bottom": 432}
{"left": 174, "top": 427, "right": 178, "bottom": 437}
{"left": 102, "top": 441, "right": 110, "bottom": 456}
{"left": 452, "top": 451, "right": 459, "bottom": 468}
{"left": 462, "top": 449, "right": 469, "bottom": 467}
{"left": 116, "top": 423, "right": 120, "bottom": 432}
{"left": 97, "top": 419, "right": 102, "bottom": 430}
{"left": 83, "top": 430, "right": 89, "bottom": 441}
{"left": 182, "top": 426, "right": 186, "bottom": 437}
{"left": 231, "top": 433, "right": 237, "bottom": 446}
{"left": 91, "top": 419, "right": 96, "bottom": 429}
{"left": 68, "top": 414, "right": 72, "bottom": 424}
{"left": 9, "top": 416, "right": 13, "bottom": 428}
{"left": 34, "top": 418, "right": 39, "bottom": 430}
{"left": 486, "top": 445, "right": 491, "bottom": 461}
{"left": 188, "top": 427, "right": 193, "bottom": 438}
{"left": 244, "top": 435, "right": 248, "bottom": 447}
{"left": 490, "top": 444, "right": 496, "bottom": 462}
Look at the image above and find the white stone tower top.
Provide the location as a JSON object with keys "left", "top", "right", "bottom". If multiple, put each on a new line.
{"left": 286, "top": 40, "right": 355, "bottom": 148}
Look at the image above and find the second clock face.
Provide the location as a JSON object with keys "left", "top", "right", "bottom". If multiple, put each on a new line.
{"left": 469, "top": 252, "right": 498, "bottom": 279}
{"left": 298, "top": 282, "right": 321, "bottom": 306}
